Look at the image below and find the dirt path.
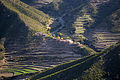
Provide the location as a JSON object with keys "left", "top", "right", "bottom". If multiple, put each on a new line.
{"left": 0, "top": 60, "right": 5, "bottom": 66}
{"left": 0, "top": 73, "right": 13, "bottom": 77}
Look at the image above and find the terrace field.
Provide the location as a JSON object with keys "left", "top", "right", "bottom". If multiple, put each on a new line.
{"left": 86, "top": 27, "right": 120, "bottom": 50}
{"left": 0, "top": 0, "right": 120, "bottom": 80}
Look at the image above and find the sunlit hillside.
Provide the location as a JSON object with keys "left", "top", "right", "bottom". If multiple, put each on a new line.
{"left": 0, "top": 0, "right": 120, "bottom": 80}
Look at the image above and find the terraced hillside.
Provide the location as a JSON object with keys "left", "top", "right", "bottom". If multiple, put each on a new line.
{"left": 93, "top": 32, "right": 120, "bottom": 50}
{"left": 86, "top": 27, "right": 120, "bottom": 50}
{"left": 2, "top": 36, "right": 86, "bottom": 78}
{"left": 0, "top": 0, "right": 52, "bottom": 77}
{"left": 1, "top": 36, "right": 95, "bottom": 79}
{"left": 0, "top": 0, "right": 120, "bottom": 80}
{"left": 0, "top": 0, "right": 96, "bottom": 78}
{"left": 21, "top": 0, "right": 120, "bottom": 50}
{"left": 28, "top": 43, "right": 120, "bottom": 80}
{"left": 71, "top": 14, "right": 94, "bottom": 42}
{"left": 29, "top": 54, "right": 97, "bottom": 80}
{"left": 85, "top": 0, "right": 120, "bottom": 50}
{"left": 61, "top": 0, "right": 120, "bottom": 51}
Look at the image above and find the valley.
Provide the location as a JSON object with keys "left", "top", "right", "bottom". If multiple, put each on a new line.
{"left": 0, "top": 0, "right": 120, "bottom": 80}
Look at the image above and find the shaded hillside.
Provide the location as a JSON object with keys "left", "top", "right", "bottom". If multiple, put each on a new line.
{"left": 23, "top": 0, "right": 89, "bottom": 16}
{"left": 106, "top": 9, "right": 120, "bottom": 32}
{"left": 0, "top": 1, "right": 27, "bottom": 38}
{"left": 95, "top": 0, "right": 120, "bottom": 24}
{"left": 0, "top": 0, "right": 29, "bottom": 66}
{"left": 81, "top": 43, "right": 120, "bottom": 80}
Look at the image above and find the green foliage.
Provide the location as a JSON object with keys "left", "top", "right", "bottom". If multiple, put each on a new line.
{"left": 81, "top": 59, "right": 105, "bottom": 80}
{"left": 14, "top": 71, "right": 23, "bottom": 76}
{"left": 75, "top": 27, "right": 85, "bottom": 34}
{"left": 9, "top": 68, "right": 38, "bottom": 76}
{"left": 23, "top": 69, "right": 38, "bottom": 73}
{"left": 15, "top": 69, "right": 36, "bottom": 76}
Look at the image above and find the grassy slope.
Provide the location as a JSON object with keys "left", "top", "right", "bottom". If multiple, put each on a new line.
{"left": 1, "top": 0, "right": 51, "bottom": 36}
